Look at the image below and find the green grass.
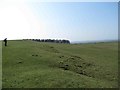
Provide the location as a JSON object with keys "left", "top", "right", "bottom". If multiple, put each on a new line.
{"left": 2, "top": 40, "right": 118, "bottom": 88}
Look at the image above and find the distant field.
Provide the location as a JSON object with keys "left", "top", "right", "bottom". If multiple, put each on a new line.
{"left": 2, "top": 40, "right": 118, "bottom": 88}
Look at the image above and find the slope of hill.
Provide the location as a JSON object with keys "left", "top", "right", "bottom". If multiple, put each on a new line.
{"left": 2, "top": 40, "right": 118, "bottom": 88}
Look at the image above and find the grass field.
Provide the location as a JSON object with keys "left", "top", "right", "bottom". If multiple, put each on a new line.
{"left": 2, "top": 40, "right": 118, "bottom": 88}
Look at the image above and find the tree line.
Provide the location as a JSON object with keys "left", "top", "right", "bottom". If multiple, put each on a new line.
{"left": 23, "top": 39, "right": 70, "bottom": 44}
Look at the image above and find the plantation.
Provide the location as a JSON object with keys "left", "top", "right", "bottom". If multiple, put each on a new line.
{"left": 2, "top": 40, "right": 118, "bottom": 88}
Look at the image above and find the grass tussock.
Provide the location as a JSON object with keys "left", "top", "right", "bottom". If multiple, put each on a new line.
{"left": 2, "top": 40, "right": 118, "bottom": 88}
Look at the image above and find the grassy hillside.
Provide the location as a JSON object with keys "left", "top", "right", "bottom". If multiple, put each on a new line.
{"left": 2, "top": 40, "right": 118, "bottom": 88}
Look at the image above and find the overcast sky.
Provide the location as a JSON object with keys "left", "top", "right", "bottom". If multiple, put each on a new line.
{"left": 0, "top": 1, "right": 118, "bottom": 42}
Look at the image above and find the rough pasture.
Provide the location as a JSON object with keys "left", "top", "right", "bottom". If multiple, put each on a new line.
{"left": 2, "top": 40, "right": 118, "bottom": 88}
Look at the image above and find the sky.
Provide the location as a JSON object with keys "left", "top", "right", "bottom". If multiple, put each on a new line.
{"left": 0, "top": 1, "right": 118, "bottom": 42}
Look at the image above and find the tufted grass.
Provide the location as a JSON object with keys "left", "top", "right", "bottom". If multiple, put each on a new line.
{"left": 2, "top": 40, "right": 118, "bottom": 88}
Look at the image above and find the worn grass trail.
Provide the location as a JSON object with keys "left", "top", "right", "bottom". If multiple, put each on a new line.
{"left": 2, "top": 40, "right": 118, "bottom": 88}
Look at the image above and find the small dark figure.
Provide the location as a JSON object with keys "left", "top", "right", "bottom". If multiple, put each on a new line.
{"left": 4, "top": 38, "right": 7, "bottom": 46}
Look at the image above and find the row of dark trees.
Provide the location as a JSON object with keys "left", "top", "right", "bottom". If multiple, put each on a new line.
{"left": 23, "top": 39, "right": 70, "bottom": 44}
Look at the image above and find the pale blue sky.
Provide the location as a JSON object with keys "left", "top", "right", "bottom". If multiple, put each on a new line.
{"left": 29, "top": 2, "right": 118, "bottom": 42}
{"left": 0, "top": 2, "right": 118, "bottom": 42}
